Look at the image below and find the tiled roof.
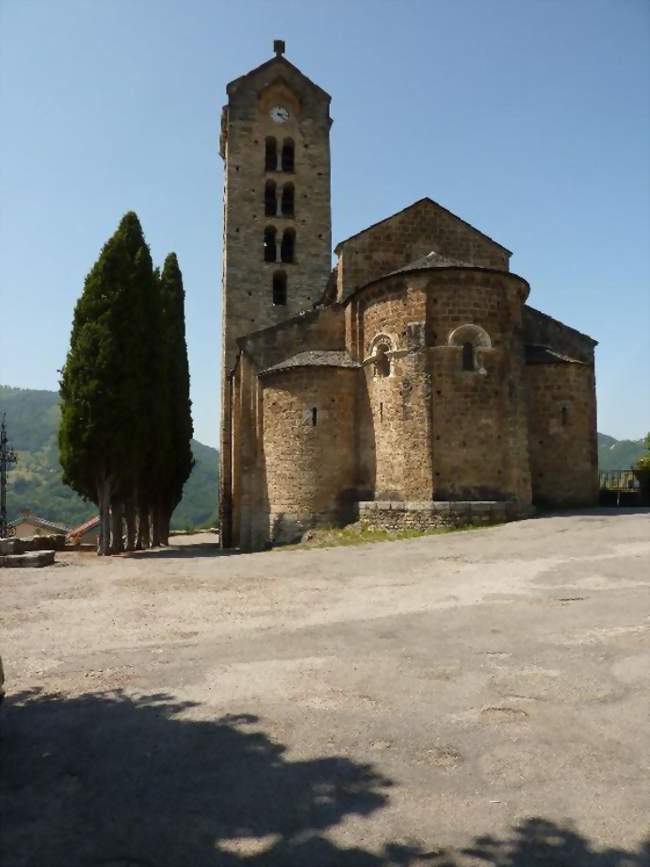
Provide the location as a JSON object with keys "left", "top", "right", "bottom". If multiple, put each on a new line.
{"left": 67, "top": 515, "right": 100, "bottom": 540}
{"left": 8, "top": 514, "right": 68, "bottom": 533}
{"left": 261, "top": 350, "right": 360, "bottom": 375}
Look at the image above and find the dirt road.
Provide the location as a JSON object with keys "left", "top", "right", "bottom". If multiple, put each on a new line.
{"left": 1, "top": 510, "right": 649, "bottom": 866}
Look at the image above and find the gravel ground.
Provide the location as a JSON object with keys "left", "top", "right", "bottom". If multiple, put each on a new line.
{"left": 1, "top": 510, "right": 649, "bottom": 866}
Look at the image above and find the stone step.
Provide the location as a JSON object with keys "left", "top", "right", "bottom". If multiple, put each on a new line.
{"left": 0, "top": 550, "right": 56, "bottom": 568}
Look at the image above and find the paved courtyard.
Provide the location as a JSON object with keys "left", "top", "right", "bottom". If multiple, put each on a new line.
{"left": 1, "top": 510, "right": 649, "bottom": 866}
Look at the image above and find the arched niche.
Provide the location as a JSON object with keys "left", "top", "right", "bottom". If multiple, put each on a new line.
{"left": 448, "top": 324, "right": 492, "bottom": 374}
{"left": 367, "top": 333, "right": 395, "bottom": 379}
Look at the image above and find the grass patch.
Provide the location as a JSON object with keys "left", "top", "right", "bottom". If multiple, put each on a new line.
{"left": 280, "top": 521, "right": 484, "bottom": 550}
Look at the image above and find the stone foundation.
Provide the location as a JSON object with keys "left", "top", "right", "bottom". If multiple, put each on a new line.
{"left": 358, "top": 500, "right": 532, "bottom": 531}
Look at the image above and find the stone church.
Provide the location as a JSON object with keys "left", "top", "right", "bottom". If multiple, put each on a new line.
{"left": 219, "top": 42, "right": 598, "bottom": 550}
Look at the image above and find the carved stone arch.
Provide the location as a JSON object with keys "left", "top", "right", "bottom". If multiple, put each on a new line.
{"left": 448, "top": 324, "right": 492, "bottom": 374}
{"left": 367, "top": 333, "right": 396, "bottom": 379}
{"left": 447, "top": 323, "right": 492, "bottom": 349}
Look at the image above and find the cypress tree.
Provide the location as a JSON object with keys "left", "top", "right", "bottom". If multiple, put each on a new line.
{"left": 59, "top": 212, "right": 156, "bottom": 554}
{"left": 158, "top": 253, "right": 194, "bottom": 542}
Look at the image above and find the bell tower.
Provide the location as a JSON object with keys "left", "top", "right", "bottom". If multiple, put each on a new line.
{"left": 219, "top": 40, "right": 333, "bottom": 375}
{"left": 219, "top": 42, "right": 332, "bottom": 543}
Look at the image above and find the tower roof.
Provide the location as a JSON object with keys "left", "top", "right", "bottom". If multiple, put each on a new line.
{"left": 225, "top": 41, "right": 331, "bottom": 100}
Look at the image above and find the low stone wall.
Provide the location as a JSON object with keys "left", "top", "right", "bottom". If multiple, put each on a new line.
{"left": 358, "top": 500, "right": 532, "bottom": 531}
{"left": 0, "top": 550, "right": 56, "bottom": 569}
{"left": 0, "top": 535, "right": 66, "bottom": 555}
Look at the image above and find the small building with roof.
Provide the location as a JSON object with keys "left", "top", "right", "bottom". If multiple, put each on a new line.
{"left": 8, "top": 509, "right": 68, "bottom": 539}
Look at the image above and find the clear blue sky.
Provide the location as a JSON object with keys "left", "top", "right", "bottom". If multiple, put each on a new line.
{"left": 1, "top": 0, "right": 648, "bottom": 447}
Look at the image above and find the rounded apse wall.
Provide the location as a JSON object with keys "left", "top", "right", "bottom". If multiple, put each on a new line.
{"left": 262, "top": 365, "right": 358, "bottom": 543}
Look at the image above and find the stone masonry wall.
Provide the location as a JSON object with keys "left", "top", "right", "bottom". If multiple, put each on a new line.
{"left": 336, "top": 198, "right": 510, "bottom": 300}
{"left": 524, "top": 306, "right": 596, "bottom": 364}
{"left": 262, "top": 366, "right": 358, "bottom": 543}
{"left": 239, "top": 304, "right": 344, "bottom": 373}
{"left": 353, "top": 269, "right": 532, "bottom": 506}
{"left": 356, "top": 277, "right": 433, "bottom": 500}
{"left": 220, "top": 54, "right": 333, "bottom": 544}
{"left": 425, "top": 270, "right": 532, "bottom": 504}
{"left": 358, "top": 500, "right": 524, "bottom": 531}
{"left": 526, "top": 362, "right": 598, "bottom": 506}
{"left": 221, "top": 59, "right": 332, "bottom": 376}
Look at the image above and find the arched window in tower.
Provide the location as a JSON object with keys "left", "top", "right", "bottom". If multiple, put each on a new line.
{"left": 281, "top": 183, "right": 294, "bottom": 217}
{"left": 374, "top": 343, "right": 391, "bottom": 378}
{"left": 281, "top": 228, "right": 295, "bottom": 263}
{"left": 272, "top": 271, "right": 287, "bottom": 305}
{"left": 462, "top": 342, "right": 475, "bottom": 371}
{"left": 265, "top": 137, "right": 277, "bottom": 172}
{"left": 561, "top": 404, "right": 570, "bottom": 427}
{"left": 448, "top": 324, "right": 492, "bottom": 375}
{"left": 264, "top": 180, "right": 277, "bottom": 216}
{"left": 263, "top": 226, "right": 277, "bottom": 262}
{"left": 281, "top": 138, "right": 294, "bottom": 172}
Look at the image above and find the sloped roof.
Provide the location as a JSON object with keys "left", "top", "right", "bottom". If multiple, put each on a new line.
{"left": 260, "top": 350, "right": 359, "bottom": 376}
{"left": 335, "top": 197, "right": 512, "bottom": 256}
{"left": 525, "top": 344, "right": 586, "bottom": 365}
{"left": 226, "top": 51, "right": 331, "bottom": 99}
{"left": 524, "top": 305, "right": 598, "bottom": 348}
{"left": 67, "top": 515, "right": 100, "bottom": 540}
{"left": 8, "top": 513, "right": 68, "bottom": 533}
{"left": 387, "top": 249, "right": 474, "bottom": 275}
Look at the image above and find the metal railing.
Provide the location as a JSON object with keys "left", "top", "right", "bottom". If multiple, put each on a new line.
{"left": 599, "top": 469, "right": 639, "bottom": 491}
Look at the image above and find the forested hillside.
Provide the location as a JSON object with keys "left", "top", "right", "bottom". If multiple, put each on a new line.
{"left": 0, "top": 386, "right": 218, "bottom": 529}
{"left": 597, "top": 433, "right": 646, "bottom": 471}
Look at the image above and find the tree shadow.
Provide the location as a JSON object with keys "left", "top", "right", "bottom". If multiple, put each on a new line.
{"left": 1, "top": 690, "right": 647, "bottom": 867}
{"left": 0, "top": 689, "right": 428, "bottom": 866}
{"left": 126, "top": 541, "right": 236, "bottom": 559}
{"left": 429, "top": 819, "right": 649, "bottom": 866}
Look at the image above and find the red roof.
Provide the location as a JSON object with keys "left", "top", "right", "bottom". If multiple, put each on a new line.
{"left": 66, "top": 515, "right": 100, "bottom": 541}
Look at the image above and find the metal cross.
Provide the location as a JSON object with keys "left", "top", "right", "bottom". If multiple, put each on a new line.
{"left": 0, "top": 413, "right": 18, "bottom": 538}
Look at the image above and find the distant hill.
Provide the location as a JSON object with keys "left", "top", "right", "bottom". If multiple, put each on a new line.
{"left": 0, "top": 385, "right": 218, "bottom": 530}
{"left": 597, "top": 432, "right": 646, "bottom": 472}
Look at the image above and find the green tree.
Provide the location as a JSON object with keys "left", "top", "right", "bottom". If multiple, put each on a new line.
{"left": 59, "top": 212, "right": 156, "bottom": 554}
{"left": 157, "top": 253, "right": 194, "bottom": 543}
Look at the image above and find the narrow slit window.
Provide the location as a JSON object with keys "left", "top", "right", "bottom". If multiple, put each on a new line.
{"left": 311, "top": 407, "right": 317, "bottom": 426}
{"left": 561, "top": 405, "right": 569, "bottom": 427}
{"left": 281, "top": 138, "right": 294, "bottom": 172}
{"left": 265, "top": 137, "right": 277, "bottom": 171}
{"left": 272, "top": 271, "right": 287, "bottom": 305}
{"left": 263, "top": 226, "right": 277, "bottom": 262}
{"left": 379, "top": 401, "right": 384, "bottom": 421}
{"left": 264, "top": 180, "right": 277, "bottom": 216}
{"left": 281, "top": 183, "right": 294, "bottom": 216}
{"left": 462, "top": 341, "right": 475, "bottom": 371}
{"left": 281, "top": 228, "right": 295, "bottom": 263}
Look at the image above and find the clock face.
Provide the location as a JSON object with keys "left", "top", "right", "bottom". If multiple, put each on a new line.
{"left": 270, "top": 105, "right": 289, "bottom": 124}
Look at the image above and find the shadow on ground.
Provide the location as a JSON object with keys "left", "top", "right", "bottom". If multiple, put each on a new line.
{"left": 126, "top": 542, "right": 233, "bottom": 559}
{"left": 0, "top": 690, "right": 647, "bottom": 867}
{"left": 534, "top": 507, "right": 650, "bottom": 519}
